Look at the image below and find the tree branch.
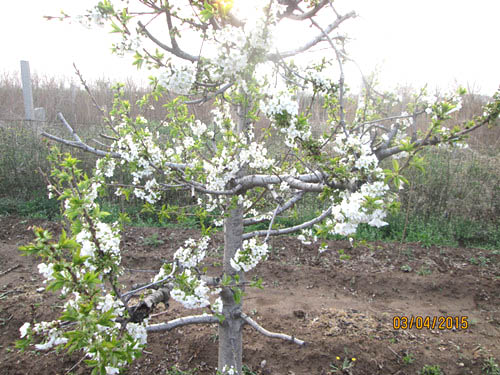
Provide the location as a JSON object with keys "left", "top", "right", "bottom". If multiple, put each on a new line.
{"left": 146, "top": 314, "right": 219, "bottom": 332}
{"left": 267, "top": 11, "right": 355, "bottom": 61}
{"left": 237, "top": 174, "right": 323, "bottom": 192}
{"left": 184, "top": 82, "right": 235, "bottom": 105}
{"left": 128, "top": 286, "right": 171, "bottom": 323}
{"left": 282, "top": 0, "right": 329, "bottom": 21}
{"left": 241, "top": 313, "right": 306, "bottom": 346}
{"left": 41, "top": 113, "right": 120, "bottom": 158}
{"left": 137, "top": 20, "right": 199, "bottom": 62}
{"left": 243, "top": 191, "right": 305, "bottom": 226}
{"left": 243, "top": 207, "right": 332, "bottom": 239}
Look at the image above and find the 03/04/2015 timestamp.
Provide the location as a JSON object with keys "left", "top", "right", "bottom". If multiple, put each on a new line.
{"left": 393, "top": 316, "right": 468, "bottom": 330}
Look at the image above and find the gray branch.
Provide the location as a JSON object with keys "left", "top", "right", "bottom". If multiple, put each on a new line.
{"left": 241, "top": 313, "right": 306, "bottom": 346}
{"left": 267, "top": 11, "right": 355, "bottom": 61}
{"left": 138, "top": 21, "right": 199, "bottom": 62}
{"left": 237, "top": 174, "right": 325, "bottom": 192}
{"left": 243, "top": 191, "right": 305, "bottom": 226}
{"left": 146, "top": 314, "right": 219, "bottom": 332}
{"left": 243, "top": 206, "right": 332, "bottom": 239}
{"left": 41, "top": 113, "right": 121, "bottom": 158}
{"left": 184, "top": 82, "right": 235, "bottom": 105}
{"left": 283, "top": 0, "right": 329, "bottom": 21}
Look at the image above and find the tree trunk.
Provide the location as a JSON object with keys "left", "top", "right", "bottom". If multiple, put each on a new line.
{"left": 218, "top": 204, "right": 244, "bottom": 373}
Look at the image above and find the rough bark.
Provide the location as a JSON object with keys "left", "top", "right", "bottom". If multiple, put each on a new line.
{"left": 218, "top": 204, "right": 244, "bottom": 373}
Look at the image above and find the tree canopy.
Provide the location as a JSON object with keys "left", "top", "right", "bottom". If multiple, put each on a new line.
{"left": 18, "top": 1, "right": 500, "bottom": 374}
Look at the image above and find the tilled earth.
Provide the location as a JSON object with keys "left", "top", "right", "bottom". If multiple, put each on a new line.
{"left": 0, "top": 216, "right": 499, "bottom": 374}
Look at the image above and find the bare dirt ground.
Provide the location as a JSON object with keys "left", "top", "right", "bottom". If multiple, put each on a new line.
{"left": 0, "top": 215, "right": 499, "bottom": 375}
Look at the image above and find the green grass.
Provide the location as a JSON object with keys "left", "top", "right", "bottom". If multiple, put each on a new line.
{"left": 1, "top": 193, "right": 499, "bottom": 250}
{"left": 0, "top": 191, "right": 60, "bottom": 219}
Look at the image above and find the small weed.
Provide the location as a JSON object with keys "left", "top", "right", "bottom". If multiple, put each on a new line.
{"left": 420, "top": 364, "right": 442, "bottom": 375}
{"left": 400, "top": 264, "right": 412, "bottom": 272}
{"left": 338, "top": 249, "right": 351, "bottom": 261}
{"left": 478, "top": 256, "right": 490, "bottom": 266}
{"left": 402, "top": 352, "right": 415, "bottom": 365}
{"left": 483, "top": 357, "right": 500, "bottom": 375}
{"left": 165, "top": 365, "right": 197, "bottom": 375}
{"left": 242, "top": 365, "right": 257, "bottom": 375}
{"left": 330, "top": 356, "right": 356, "bottom": 374}
{"left": 469, "top": 255, "right": 489, "bottom": 266}
{"left": 417, "top": 266, "right": 432, "bottom": 276}
{"left": 142, "top": 233, "right": 164, "bottom": 247}
{"left": 402, "top": 248, "right": 414, "bottom": 259}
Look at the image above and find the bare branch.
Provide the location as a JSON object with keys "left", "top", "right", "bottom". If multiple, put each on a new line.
{"left": 137, "top": 20, "right": 199, "bottom": 62}
{"left": 184, "top": 82, "right": 235, "bottom": 105}
{"left": 267, "top": 11, "right": 355, "bottom": 61}
{"left": 237, "top": 174, "right": 323, "bottom": 192}
{"left": 123, "top": 262, "right": 177, "bottom": 301}
{"left": 243, "top": 191, "right": 305, "bottom": 226}
{"left": 282, "top": 0, "right": 329, "bottom": 21}
{"left": 73, "top": 64, "right": 108, "bottom": 119}
{"left": 42, "top": 131, "right": 120, "bottom": 159}
{"left": 264, "top": 204, "right": 280, "bottom": 243}
{"left": 243, "top": 207, "right": 332, "bottom": 239}
{"left": 241, "top": 313, "right": 306, "bottom": 346}
{"left": 146, "top": 314, "right": 219, "bottom": 332}
{"left": 355, "top": 113, "right": 423, "bottom": 130}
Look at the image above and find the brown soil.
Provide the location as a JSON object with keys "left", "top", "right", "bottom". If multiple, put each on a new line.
{"left": 0, "top": 216, "right": 499, "bottom": 375}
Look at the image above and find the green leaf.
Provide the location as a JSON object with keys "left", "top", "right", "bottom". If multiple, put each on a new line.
{"left": 110, "top": 22, "right": 122, "bottom": 34}
{"left": 232, "top": 287, "right": 243, "bottom": 304}
{"left": 221, "top": 274, "right": 232, "bottom": 286}
{"left": 392, "top": 159, "right": 400, "bottom": 172}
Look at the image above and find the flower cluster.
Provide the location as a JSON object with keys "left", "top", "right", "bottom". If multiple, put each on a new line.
{"left": 75, "top": 220, "right": 121, "bottom": 271}
{"left": 19, "top": 321, "right": 68, "bottom": 351}
{"left": 171, "top": 269, "right": 210, "bottom": 309}
{"left": 37, "top": 262, "right": 55, "bottom": 283}
{"left": 328, "top": 181, "right": 390, "bottom": 236}
{"left": 230, "top": 238, "right": 269, "bottom": 272}
{"left": 211, "top": 296, "right": 223, "bottom": 314}
{"left": 332, "top": 132, "right": 379, "bottom": 172}
{"left": 159, "top": 65, "right": 196, "bottom": 95}
{"left": 297, "top": 228, "right": 317, "bottom": 246}
{"left": 174, "top": 236, "right": 210, "bottom": 268}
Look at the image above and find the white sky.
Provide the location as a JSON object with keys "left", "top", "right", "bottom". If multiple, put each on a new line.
{"left": 1, "top": 0, "right": 499, "bottom": 95}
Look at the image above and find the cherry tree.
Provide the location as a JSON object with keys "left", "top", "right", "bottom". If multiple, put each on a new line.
{"left": 17, "top": 1, "right": 500, "bottom": 374}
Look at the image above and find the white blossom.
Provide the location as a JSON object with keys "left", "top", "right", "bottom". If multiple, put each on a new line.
{"left": 126, "top": 322, "right": 148, "bottom": 346}
{"left": 171, "top": 270, "right": 210, "bottom": 309}
{"left": 19, "top": 322, "right": 30, "bottom": 338}
{"left": 174, "top": 237, "right": 210, "bottom": 268}
{"left": 37, "top": 263, "right": 55, "bottom": 283}
{"left": 231, "top": 238, "right": 269, "bottom": 272}
{"left": 211, "top": 297, "right": 223, "bottom": 314}
{"left": 159, "top": 65, "right": 195, "bottom": 95}
{"left": 105, "top": 367, "right": 120, "bottom": 375}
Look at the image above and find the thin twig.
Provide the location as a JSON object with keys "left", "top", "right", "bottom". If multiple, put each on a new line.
{"left": 0, "top": 264, "right": 20, "bottom": 276}
{"left": 65, "top": 354, "right": 86, "bottom": 375}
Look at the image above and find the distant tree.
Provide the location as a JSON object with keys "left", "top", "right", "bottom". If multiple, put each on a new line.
{"left": 17, "top": 1, "right": 500, "bottom": 374}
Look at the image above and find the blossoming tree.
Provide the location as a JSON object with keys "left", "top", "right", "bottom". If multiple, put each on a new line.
{"left": 17, "top": 0, "right": 500, "bottom": 374}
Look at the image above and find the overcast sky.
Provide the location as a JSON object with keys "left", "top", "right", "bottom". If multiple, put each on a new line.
{"left": 2, "top": 0, "right": 499, "bottom": 95}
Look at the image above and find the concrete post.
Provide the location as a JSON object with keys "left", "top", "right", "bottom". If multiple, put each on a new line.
{"left": 20, "top": 60, "right": 35, "bottom": 121}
